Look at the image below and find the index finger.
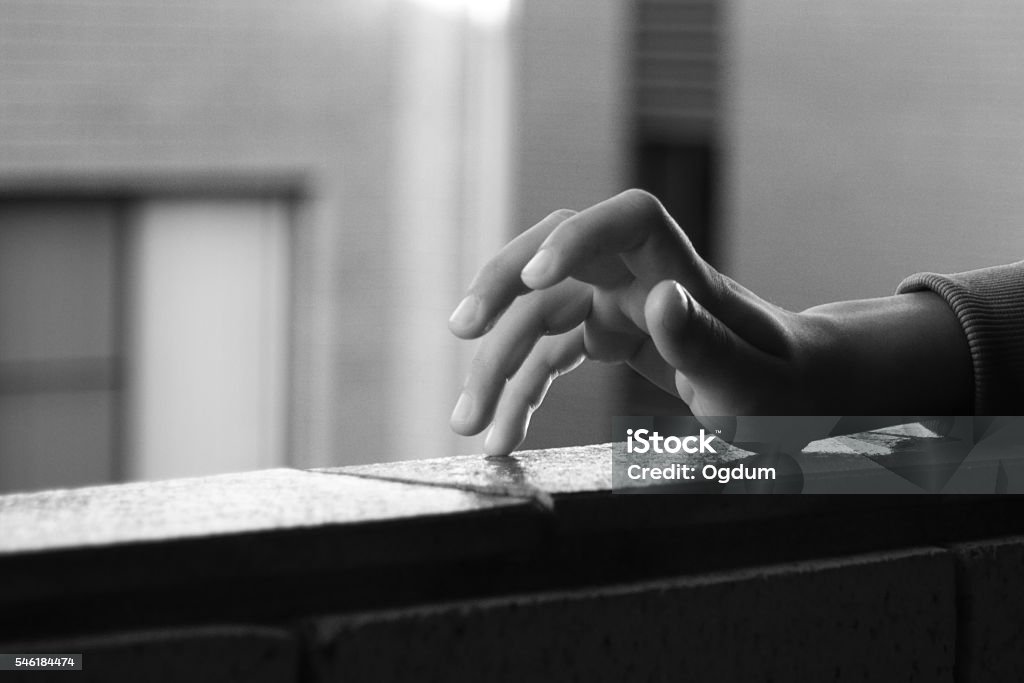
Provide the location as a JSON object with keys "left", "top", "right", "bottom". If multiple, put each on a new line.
{"left": 448, "top": 208, "right": 575, "bottom": 339}
{"left": 519, "top": 189, "right": 706, "bottom": 293}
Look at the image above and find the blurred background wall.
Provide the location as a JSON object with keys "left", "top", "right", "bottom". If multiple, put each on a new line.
{"left": 724, "top": 0, "right": 1024, "bottom": 310}
{"left": 2, "top": 0, "right": 1022, "bottom": 493}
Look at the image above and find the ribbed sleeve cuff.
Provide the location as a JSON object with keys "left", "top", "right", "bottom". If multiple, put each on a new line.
{"left": 897, "top": 261, "right": 1024, "bottom": 414}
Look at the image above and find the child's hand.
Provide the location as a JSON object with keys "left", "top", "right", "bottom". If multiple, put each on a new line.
{"left": 448, "top": 190, "right": 971, "bottom": 455}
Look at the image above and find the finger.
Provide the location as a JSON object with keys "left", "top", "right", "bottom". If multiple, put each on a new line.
{"left": 483, "top": 328, "right": 586, "bottom": 455}
{"left": 521, "top": 189, "right": 793, "bottom": 357}
{"left": 450, "top": 280, "right": 592, "bottom": 436}
{"left": 520, "top": 189, "right": 703, "bottom": 292}
{"left": 675, "top": 373, "right": 696, "bottom": 406}
{"left": 581, "top": 286, "right": 649, "bottom": 363}
{"left": 621, "top": 334, "right": 697, "bottom": 405}
{"left": 644, "top": 280, "right": 777, "bottom": 412}
{"left": 626, "top": 337, "right": 680, "bottom": 398}
{"left": 449, "top": 209, "right": 575, "bottom": 339}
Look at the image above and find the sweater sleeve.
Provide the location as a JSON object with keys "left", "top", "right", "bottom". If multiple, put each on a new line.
{"left": 896, "top": 261, "right": 1024, "bottom": 414}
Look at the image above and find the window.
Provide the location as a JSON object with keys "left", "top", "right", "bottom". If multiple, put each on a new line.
{"left": 0, "top": 195, "right": 292, "bottom": 493}
{"left": 0, "top": 202, "right": 120, "bottom": 492}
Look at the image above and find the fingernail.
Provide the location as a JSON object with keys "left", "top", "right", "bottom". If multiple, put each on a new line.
{"left": 673, "top": 282, "right": 689, "bottom": 307}
{"left": 521, "top": 249, "right": 554, "bottom": 287}
{"left": 450, "top": 391, "right": 474, "bottom": 427}
{"left": 448, "top": 295, "right": 480, "bottom": 330}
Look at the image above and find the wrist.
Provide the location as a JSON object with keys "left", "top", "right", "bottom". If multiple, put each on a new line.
{"left": 796, "top": 292, "right": 972, "bottom": 414}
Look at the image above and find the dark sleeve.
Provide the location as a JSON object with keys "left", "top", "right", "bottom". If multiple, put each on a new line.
{"left": 896, "top": 261, "right": 1024, "bottom": 414}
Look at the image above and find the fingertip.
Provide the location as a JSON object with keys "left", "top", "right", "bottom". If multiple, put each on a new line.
{"left": 645, "top": 280, "right": 690, "bottom": 336}
{"left": 448, "top": 295, "right": 484, "bottom": 338}
{"left": 449, "top": 391, "right": 479, "bottom": 435}
{"left": 520, "top": 248, "right": 557, "bottom": 290}
{"left": 483, "top": 420, "right": 525, "bottom": 456}
{"left": 450, "top": 421, "right": 477, "bottom": 437}
{"left": 645, "top": 280, "right": 706, "bottom": 381}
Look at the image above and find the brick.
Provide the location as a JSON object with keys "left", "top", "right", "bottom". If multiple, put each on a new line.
{"left": 0, "top": 626, "right": 295, "bottom": 683}
{"left": 951, "top": 536, "right": 1024, "bottom": 682}
{"left": 307, "top": 548, "right": 955, "bottom": 683}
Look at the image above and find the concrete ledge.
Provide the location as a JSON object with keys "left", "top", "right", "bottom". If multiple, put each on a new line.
{"left": 4, "top": 443, "right": 1024, "bottom": 641}
{"left": 0, "top": 468, "right": 545, "bottom": 639}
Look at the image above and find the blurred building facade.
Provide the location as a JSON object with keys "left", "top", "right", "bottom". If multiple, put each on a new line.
{"left": 0, "top": 0, "right": 643, "bottom": 492}
{"left": 0, "top": 1, "right": 403, "bottom": 492}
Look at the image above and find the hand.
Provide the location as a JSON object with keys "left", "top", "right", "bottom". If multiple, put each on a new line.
{"left": 448, "top": 190, "right": 971, "bottom": 455}
{"left": 447, "top": 189, "right": 807, "bottom": 454}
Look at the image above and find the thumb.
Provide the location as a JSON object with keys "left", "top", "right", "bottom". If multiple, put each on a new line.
{"left": 644, "top": 280, "right": 767, "bottom": 408}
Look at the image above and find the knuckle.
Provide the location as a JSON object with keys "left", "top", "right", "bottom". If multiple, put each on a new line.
{"left": 546, "top": 211, "right": 580, "bottom": 241}
{"left": 619, "top": 188, "right": 664, "bottom": 217}
{"left": 548, "top": 208, "right": 577, "bottom": 222}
